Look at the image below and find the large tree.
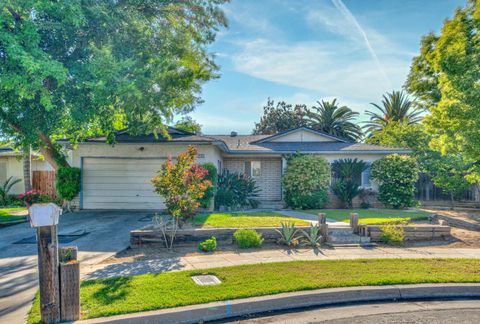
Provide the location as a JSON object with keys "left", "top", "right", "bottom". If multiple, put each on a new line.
{"left": 364, "top": 91, "right": 422, "bottom": 136}
{"left": 305, "top": 99, "right": 362, "bottom": 141}
{"left": 405, "top": 0, "right": 480, "bottom": 182}
{"left": 174, "top": 116, "right": 202, "bottom": 134}
{"left": 0, "top": 1, "right": 228, "bottom": 170}
{"left": 252, "top": 99, "right": 306, "bottom": 135}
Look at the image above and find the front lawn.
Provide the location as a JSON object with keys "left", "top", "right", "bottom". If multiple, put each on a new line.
{"left": 193, "top": 211, "right": 310, "bottom": 228}
{"left": 28, "top": 258, "right": 480, "bottom": 322}
{"left": 305, "top": 209, "right": 430, "bottom": 225}
{"left": 0, "top": 207, "right": 28, "bottom": 223}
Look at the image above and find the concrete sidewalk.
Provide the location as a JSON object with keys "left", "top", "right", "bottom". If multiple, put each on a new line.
{"left": 83, "top": 245, "right": 480, "bottom": 280}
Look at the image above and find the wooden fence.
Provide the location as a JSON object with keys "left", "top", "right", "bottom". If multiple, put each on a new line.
{"left": 33, "top": 171, "right": 57, "bottom": 197}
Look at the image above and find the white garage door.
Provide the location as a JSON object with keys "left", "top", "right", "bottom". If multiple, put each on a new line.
{"left": 82, "top": 158, "right": 166, "bottom": 210}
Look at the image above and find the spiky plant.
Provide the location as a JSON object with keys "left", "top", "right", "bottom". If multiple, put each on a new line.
{"left": 0, "top": 176, "right": 21, "bottom": 206}
{"left": 276, "top": 221, "right": 301, "bottom": 247}
{"left": 300, "top": 224, "right": 322, "bottom": 248}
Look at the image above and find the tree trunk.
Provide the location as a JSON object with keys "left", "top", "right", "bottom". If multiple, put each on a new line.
{"left": 23, "top": 147, "right": 32, "bottom": 192}
{"left": 37, "top": 131, "right": 69, "bottom": 171}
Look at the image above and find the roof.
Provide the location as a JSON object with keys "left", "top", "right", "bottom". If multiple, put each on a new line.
{"left": 0, "top": 147, "right": 21, "bottom": 157}
{"left": 81, "top": 127, "right": 410, "bottom": 154}
{"left": 251, "top": 127, "right": 348, "bottom": 144}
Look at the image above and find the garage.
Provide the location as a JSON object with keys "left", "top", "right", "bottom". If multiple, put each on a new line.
{"left": 82, "top": 158, "right": 166, "bottom": 210}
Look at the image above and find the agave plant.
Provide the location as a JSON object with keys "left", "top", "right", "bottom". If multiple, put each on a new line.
{"left": 276, "top": 221, "right": 301, "bottom": 247}
{"left": 0, "top": 176, "right": 21, "bottom": 206}
{"left": 300, "top": 224, "right": 322, "bottom": 248}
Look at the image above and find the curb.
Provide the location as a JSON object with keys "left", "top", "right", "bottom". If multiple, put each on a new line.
{"left": 78, "top": 283, "right": 480, "bottom": 324}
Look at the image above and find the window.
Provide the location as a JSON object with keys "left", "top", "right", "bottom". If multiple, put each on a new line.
{"left": 244, "top": 161, "right": 261, "bottom": 178}
{"left": 0, "top": 161, "right": 6, "bottom": 184}
{"left": 361, "top": 166, "right": 371, "bottom": 187}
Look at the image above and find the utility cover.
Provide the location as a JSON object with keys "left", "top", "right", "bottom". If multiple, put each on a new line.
{"left": 191, "top": 275, "right": 221, "bottom": 286}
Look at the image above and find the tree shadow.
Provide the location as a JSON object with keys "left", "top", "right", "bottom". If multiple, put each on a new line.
{"left": 83, "top": 276, "right": 132, "bottom": 305}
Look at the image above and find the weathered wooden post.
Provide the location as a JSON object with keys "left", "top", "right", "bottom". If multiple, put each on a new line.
{"left": 318, "top": 213, "right": 327, "bottom": 225}
{"left": 29, "top": 203, "right": 63, "bottom": 323}
{"left": 59, "top": 246, "right": 80, "bottom": 321}
{"left": 350, "top": 213, "right": 359, "bottom": 234}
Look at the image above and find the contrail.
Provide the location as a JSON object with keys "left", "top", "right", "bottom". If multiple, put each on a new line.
{"left": 331, "top": 0, "right": 392, "bottom": 88}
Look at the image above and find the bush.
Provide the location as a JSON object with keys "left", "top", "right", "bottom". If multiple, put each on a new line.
{"left": 56, "top": 167, "right": 81, "bottom": 201}
{"left": 379, "top": 223, "right": 405, "bottom": 245}
{"left": 0, "top": 177, "right": 21, "bottom": 206}
{"left": 331, "top": 159, "right": 367, "bottom": 208}
{"left": 371, "top": 154, "right": 419, "bottom": 209}
{"left": 199, "top": 163, "right": 217, "bottom": 209}
{"left": 285, "top": 189, "right": 329, "bottom": 209}
{"left": 331, "top": 180, "right": 361, "bottom": 209}
{"left": 198, "top": 236, "right": 217, "bottom": 252}
{"left": 152, "top": 146, "right": 212, "bottom": 219}
{"left": 233, "top": 229, "right": 263, "bottom": 248}
{"left": 282, "top": 154, "right": 330, "bottom": 209}
{"left": 215, "top": 170, "right": 260, "bottom": 210}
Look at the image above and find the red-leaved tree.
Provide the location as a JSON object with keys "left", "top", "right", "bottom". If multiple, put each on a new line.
{"left": 152, "top": 146, "right": 212, "bottom": 219}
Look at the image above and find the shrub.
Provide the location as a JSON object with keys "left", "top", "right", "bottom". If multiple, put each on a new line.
{"left": 199, "top": 163, "right": 217, "bottom": 209}
{"left": 300, "top": 224, "right": 322, "bottom": 248}
{"left": 198, "top": 236, "right": 217, "bottom": 252}
{"left": 276, "top": 222, "right": 301, "bottom": 247}
{"left": 379, "top": 223, "right": 405, "bottom": 245}
{"left": 152, "top": 146, "right": 212, "bottom": 220}
{"left": 233, "top": 229, "right": 263, "bottom": 248}
{"left": 56, "top": 167, "right": 81, "bottom": 201}
{"left": 19, "top": 190, "right": 42, "bottom": 207}
{"left": 371, "top": 154, "right": 419, "bottom": 209}
{"left": 214, "top": 170, "right": 260, "bottom": 210}
{"left": 282, "top": 154, "right": 330, "bottom": 209}
{"left": 0, "top": 176, "right": 21, "bottom": 206}
{"left": 331, "top": 158, "right": 367, "bottom": 208}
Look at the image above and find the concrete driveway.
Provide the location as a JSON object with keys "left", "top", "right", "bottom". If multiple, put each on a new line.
{"left": 0, "top": 210, "right": 151, "bottom": 324}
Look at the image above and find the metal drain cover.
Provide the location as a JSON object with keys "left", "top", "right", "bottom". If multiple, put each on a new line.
{"left": 191, "top": 275, "right": 221, "bottom": 286}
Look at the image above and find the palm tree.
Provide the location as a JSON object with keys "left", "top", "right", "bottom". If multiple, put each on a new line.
{"left": 364, "top": 90, "right": 423, "bottom": 135}
{"left": 305, "top": 99, "right": 362, "bottom": 141}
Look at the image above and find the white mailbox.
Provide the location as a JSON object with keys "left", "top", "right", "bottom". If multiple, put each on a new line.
{"left": 29, "top": 203, "right": 62, "bottom": 227}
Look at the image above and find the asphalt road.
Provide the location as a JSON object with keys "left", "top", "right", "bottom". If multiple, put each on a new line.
{"left": 232, "top": 300, "right": 480, "bottom": 323}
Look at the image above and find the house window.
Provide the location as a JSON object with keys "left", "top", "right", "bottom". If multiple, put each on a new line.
{"left": 245, "top": 161, "right": 261, "bottom": 178}
{"left": 361, "top": 166, "right": 371, "bottom": 187}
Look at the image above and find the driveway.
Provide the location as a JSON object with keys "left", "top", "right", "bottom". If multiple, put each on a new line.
{"left": 0, "top": 210, "right": 151, "bottom": 324}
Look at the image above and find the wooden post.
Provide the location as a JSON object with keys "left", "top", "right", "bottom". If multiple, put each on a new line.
{"left": 318, "top": 213, "right": 326, "bottom": 225}
{"left": 319, "top": 224, "right": 328, "bottom": 243}
{"left": 59, "top": 246, "right": 81, "bottom": 321}
{"left": 37, "top": 226, "right": 60, "bottom": 323}
{"left": 350, "top": 213, "right": 359, "bottom": 234}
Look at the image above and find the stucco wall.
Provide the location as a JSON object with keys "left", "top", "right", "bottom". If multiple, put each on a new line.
{"left": 223, "top": 157, "right": 282, "bottom": 201}
{"left": 0, "top": 156, "right": 53, "bottom": 194}
{"left": 270, "top": 130, "right": 335, "bottom": 142}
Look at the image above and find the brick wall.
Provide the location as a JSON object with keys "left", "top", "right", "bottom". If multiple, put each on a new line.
{"left": 223, "top": 158, "right": 282, "bottom": 201}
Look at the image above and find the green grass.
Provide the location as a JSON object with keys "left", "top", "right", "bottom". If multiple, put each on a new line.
{"left": 305, "top": 209, "right": 430, "bottom": 225}
{"left": 0, "top": 207, "right": 27, "bottom": 223}
{"left": 27, "top": 259, "right": 480, "bottom": 323}
{"left": 193, "top": 211, "right": 310, "bottom": 228}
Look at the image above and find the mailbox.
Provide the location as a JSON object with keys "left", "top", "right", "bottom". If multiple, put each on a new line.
{"left": 29, "top": 203, "right": 62, "bottom": 227}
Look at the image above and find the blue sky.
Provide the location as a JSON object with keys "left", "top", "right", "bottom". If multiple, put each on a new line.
{"left": 188, "top": 0, "right": 465, "bottom": 134}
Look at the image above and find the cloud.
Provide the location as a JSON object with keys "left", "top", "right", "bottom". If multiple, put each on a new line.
{"left": 232, "top": 39, "right": 409, "bottom": 103}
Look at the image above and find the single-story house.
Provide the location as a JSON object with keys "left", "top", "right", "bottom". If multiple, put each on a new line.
{"left": 0, "top": 148, "right": 54, "bottom": 194}
{"left": 66, "top": 126, "right": 409, "bottom": 210}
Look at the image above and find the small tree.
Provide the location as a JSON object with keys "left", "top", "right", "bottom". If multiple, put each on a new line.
{"left": 371, "top": 154, "right": 419, "bottom": 209}
{"left": 152, "top": 146, "right": 212, "bottom": 220}
{"left": 282, "top": 154, "right": 330, "bottom": 209}
{"left": 199, "top": 163, "right": 217, "bottom": 209}
{"left": 331, "top": 158, "right": 368, "bottom": 208}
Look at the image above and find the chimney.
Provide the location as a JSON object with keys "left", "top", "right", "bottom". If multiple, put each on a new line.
{"left": 230, "top": 131, "right": 238, "bottom": 137}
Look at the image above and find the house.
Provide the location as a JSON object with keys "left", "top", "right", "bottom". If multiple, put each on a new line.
{"left": 67, "top": 126, "right": 408, "bottom": 210}
{"left": 0, "top": 148, "right": 54, "bottom": 195}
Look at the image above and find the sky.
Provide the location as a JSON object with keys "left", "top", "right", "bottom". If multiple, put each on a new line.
{"left": 187, "top": 0, "right": 465, "bottom": 135}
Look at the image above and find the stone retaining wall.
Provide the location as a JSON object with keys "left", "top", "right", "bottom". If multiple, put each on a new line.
{"left": 358, "top": 224, "right": 451, "bottom": 242}
{"left": 130, "top": 225, "right": 312, "bottom": 248}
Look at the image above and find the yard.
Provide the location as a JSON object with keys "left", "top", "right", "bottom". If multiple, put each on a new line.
{"left": 193, "top": 211, "right": 310, "bottom": 228}
{"left": 305, "top": 209, "right": 430, "bottom": 225}
{"left": 0, "top": 207, "right": 28, "bottom": 224}
{"left": 28, "top": 258, "right": 480, "bottom": 322}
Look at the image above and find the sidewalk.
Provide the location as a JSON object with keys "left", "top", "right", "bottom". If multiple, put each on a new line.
{"left": 83, "top": 245, "right": 480, "bottom": 280}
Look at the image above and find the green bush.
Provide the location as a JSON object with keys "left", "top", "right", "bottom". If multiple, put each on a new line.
{"left": 331, "top": 158, "right": 367, "bottom": 208}
{"left": 282, "top": 154, "right": 330, "bottom": 209}
{"left": 233, "top": 229, "right": 263, "bottom": 248}
{"left": 379, "top": 224, "right": 405, "bottom": 245}
{"left": 199, "top": 163, "right": 217, "bottom": 209}
{"left": 56, "top": 167, "right": 81, "bottom": 201}
{"left": 215, "top": 170, "right": 260, "bottom": 210}
{"left": 371, "top": 154, "right": 419, "bottom": 209}
{"left": 331, "top": 180, "right": 361, "bottom": 209}
{"left": 198, "top": 236, "right": 217, "bottom": 252}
